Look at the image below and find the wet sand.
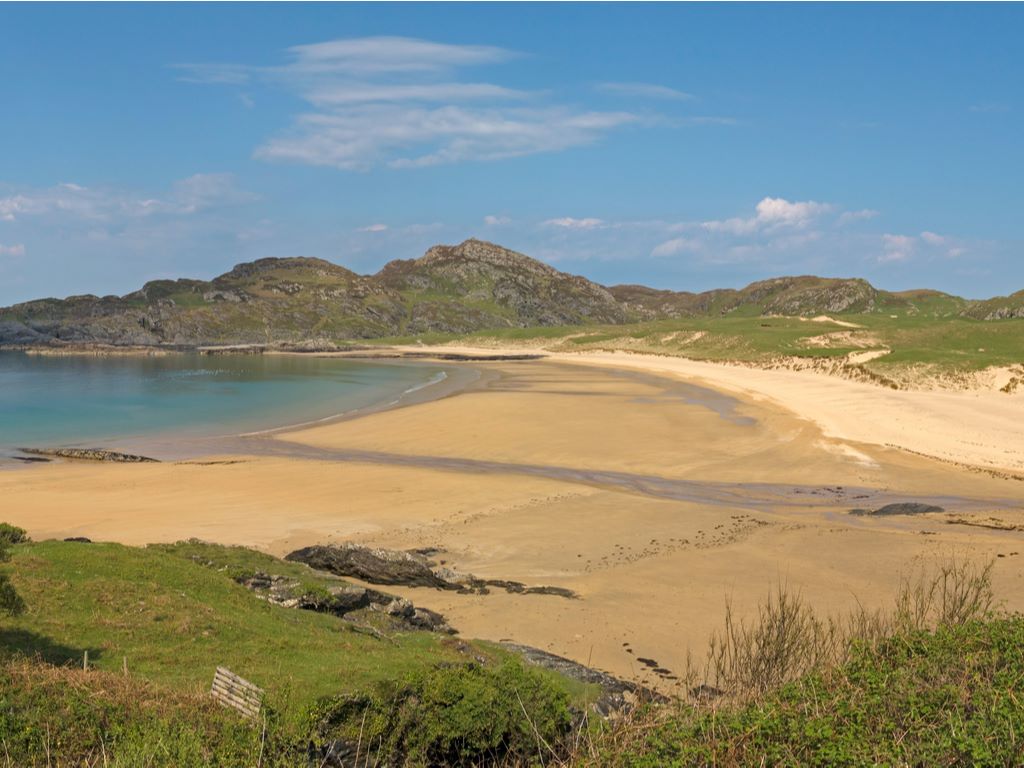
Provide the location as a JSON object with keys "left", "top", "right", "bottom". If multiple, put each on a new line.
{"left": 3, "top": 356, "right": 1023, "bottom": 689}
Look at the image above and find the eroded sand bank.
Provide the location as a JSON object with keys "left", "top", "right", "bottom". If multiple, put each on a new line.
{"left": 3, "top": 355, "right": 1022, "bottom": 690}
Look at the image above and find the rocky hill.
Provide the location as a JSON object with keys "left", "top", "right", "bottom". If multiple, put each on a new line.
{"left": 612, "top": 276, "right": 902, "bottom": 319}
{"left": 0, "top": 240, "right": 625, "bottom": 346}
{"left": 960, "top": 289, "right": 1024, "bottom": 320}
{"left": 0, "top": 239, "right": 1013, "bottom": 347}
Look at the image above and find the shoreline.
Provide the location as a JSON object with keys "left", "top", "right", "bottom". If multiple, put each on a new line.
{"left": 371, "top": 344, "right": 1024, "bottom": 477}
{"left": 6, "top": 340, "right": 1023, "bottom": 476}
{"left": 3, "top": 351, "right": 1023, "bottom": 685}
{"left": 0, "top": 356, "right": 485, "bottom": 466}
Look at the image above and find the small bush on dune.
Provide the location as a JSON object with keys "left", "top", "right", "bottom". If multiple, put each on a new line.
{"left": 0, "top": 523, "right": 26, "bottom": 616}
{"left": 579, "top": 557, "right": 1017, "bottom": 767}
{"left": 0, "top": 523, "right": 29, "bottom": 546}
{"left": 695, "top": 557, "right": 996, "bottom": 702}
{"left": 309, "top": 658, "right": 574, "bottom": 766}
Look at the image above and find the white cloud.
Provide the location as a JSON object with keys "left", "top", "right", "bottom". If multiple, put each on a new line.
{"left": 880, "top": 233, "right": 916, "bottom": 263}
{"left": 259, "top": 105, "right": 638, "bottom": 170}
{"left": 839, "top": 208, "right": 880, "bottom": 224}
{"left": 543, "top": 217, "right": 605, "bottom": 230}
{"left": 920, "top": 231, "right": 947, "bottom": 246}
{"left": 699, "top": 197, "right": 831, "bottom": 237}
{"left": 285, "top": 37, "right": 515, "bottom": 75}
{"left": 178, "top": 36, "right": 726, "bottom": 171}
{"left": 754, "top": 197, "right": 832, "bottom": 227}
{"left": 484, "top": 215, "right": 511, "bottom": 226}
{"left": 357, "top": 223, "right": 388, "bottom": 232}
{"left": 0, "top": 174, "right": 252, "bottom": 223}
{"left": 596, "top": 82, "right": 692, "bottom": 100}
{"left": 0, "top": 243, "right": 25, "bottom": 257}
{"left": 306, "top": 83, "right": 529, "bottom": 107}
{"left": 650, "top": 237, "right": 700, "bottom": 258}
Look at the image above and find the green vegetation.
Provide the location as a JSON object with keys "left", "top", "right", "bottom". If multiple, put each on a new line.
{"left": 0, "top": 525, "right": 25, "bottom": 617}
{"left": 1, "top": 539, "right": 523, "bottom": 715}
{"left": 0, "top": 536, "right": 585, "bottom": 766}
{"left": 592, "top": 618, "right": 1024, "bottom": 767}
{"left": 380, "top": 310, "right": 1024, "bottom": 381}
{"left": 310, "top": 659, "right": 574, "bottom": 766}
{"left": 1, "top": 534, "right": 1019, "bottom": 766}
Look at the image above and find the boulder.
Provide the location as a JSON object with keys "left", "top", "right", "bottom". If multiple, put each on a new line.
{"left": 285, "top": 544, "right": 459, "bottom": 589}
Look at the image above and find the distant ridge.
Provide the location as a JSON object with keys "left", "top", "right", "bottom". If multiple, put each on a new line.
{"left": 0, "top": 239, "right": 1013, "bottom": 347}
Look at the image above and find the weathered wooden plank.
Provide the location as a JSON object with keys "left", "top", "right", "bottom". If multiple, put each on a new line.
{"left": 212, "top": 682, "right": 260, "bottom": 706}
{"left": 211, "top": 688, "right": 260, "bottom": 716}
{"left": 215, "top": 667, "right": 263, "bottom": 694}
{"left": 210, "top": 667, "right": 263, "bottom": 718}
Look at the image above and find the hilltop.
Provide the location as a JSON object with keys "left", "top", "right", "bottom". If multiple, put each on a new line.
{"left": 0, "top": 238, "right": 1016, "bottom": 348}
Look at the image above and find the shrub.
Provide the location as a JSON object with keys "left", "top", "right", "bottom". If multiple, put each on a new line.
{"left": 309, "top": 659, "right": 574, "bottom": 766}
{"left": 604, "top": 617, "right": 1024, "bottom": 767}
{"left": 0, "top": 522, "right": 29, "bottom": 546}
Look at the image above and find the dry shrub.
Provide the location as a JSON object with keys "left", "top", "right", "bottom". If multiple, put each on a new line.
{"left": 693, "top": 556, "right": 996, "bottom": 703}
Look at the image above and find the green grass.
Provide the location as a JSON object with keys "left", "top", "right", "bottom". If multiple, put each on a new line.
{"left": 596, "top": 617, "right": 1024, "bottom": 767}
{"left": 0, "top": 539, "right": 595, "bottom": 766}
{"left": 372, "top": 312, "right": 1024, "bottom": 376}
{"left": 1, "top": 540, "right": 500, "bottom": 717}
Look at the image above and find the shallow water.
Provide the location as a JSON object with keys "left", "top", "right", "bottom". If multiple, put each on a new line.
{"left": 0, "top": 351, "right": 450, "bottom": 456}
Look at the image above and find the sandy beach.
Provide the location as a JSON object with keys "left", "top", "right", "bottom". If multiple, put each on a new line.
{"left": 3, "top": 349, "right": 1023, "bottom": 689}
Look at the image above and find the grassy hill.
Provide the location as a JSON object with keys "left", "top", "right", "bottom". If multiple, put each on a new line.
{"left": 1, "top": 239, "right": 1020, "bottom": 350}
{"left": 0, "top": 536, "right": 594, "bottom": 765}
{"left": 3, "top": 535, "right": 1020, "bottom": 765}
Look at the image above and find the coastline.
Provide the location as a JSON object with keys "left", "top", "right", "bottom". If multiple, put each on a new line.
{"left": 374, "top": 344, "right": 1024, "bottom": 477}
{"left": 0, "top": 354, "right": 483, "bottom": 465}
{"left": 3, "top": 347, "right": 1023, "bottom": 685}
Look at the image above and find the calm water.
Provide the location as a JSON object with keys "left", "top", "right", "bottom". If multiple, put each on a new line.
{"left": 0, "top": 352, "right": 451, "bottom": 456}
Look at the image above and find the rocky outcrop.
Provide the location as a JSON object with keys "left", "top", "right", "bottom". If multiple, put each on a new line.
{"left": 286, "top": 544, "right": 458, "bottom": 589}
{"left": 18, "top": 447, "right": 158, "bottom": 463}
{"left": 501, "top": 642, "right": 663, "bottom": 717}
{"left": 960, "top": 289, "right": 1024, "bottom": 320}
{"left": 235, "top": 570, "right": 454, "bottom": 634}
{"left": 850, "top": 502, "right": 945, "bottom": 516}
{"left": 286, "top": 543, "right": 579, "bottom": 599}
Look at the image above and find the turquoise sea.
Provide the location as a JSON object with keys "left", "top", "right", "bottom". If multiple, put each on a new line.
{"left": 0, "top": 352, "right": 453, "bottom": 458}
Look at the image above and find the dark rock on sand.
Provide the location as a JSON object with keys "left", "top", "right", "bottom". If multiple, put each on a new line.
{"left": 235, "top": 570, "right": 455, "bottom": 634}
{"left": 19, "top": 447, "right": 158, "bottom": 463}
{"left": 500, "top": 642, "right": 664, "bottom": 717}
{"left": 850, "top": 502, "right": 945, "bottom": 517}
{"left": 63, "top": 537, "right": 92, "bottom": 543}
{"left": 286, "top": 544, "right": 458, "bottom": 589}
{"left": 286, "top": 543, "right": 580, "bottom": 600}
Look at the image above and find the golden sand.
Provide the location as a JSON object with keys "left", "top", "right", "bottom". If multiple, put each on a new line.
{"left": 3, "top": 353, "right": 1022, "bottom": 689}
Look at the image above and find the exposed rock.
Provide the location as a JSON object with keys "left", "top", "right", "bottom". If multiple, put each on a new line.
{"left": 234, "top": 569, "right": 455, "bottom": 634}
{"left": 18, "top": 447, "right": 158, "bottom": 463}
{"left": 286, "top": 544, "right": 458, "bottom": 589}
{"left": 500, "top": 642, "right": 663, "bottom": 717}
{"left": 62, "top": 537, "right": 92, "bottom": 543}
{"left": 850, "top": 502, "right": 945, "bottom": 516}
{"left": 286, "top": 543, "right": 579, "bottom": 600}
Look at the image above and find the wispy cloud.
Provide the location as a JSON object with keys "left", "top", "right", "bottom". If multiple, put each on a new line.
{"left": 0, "top": 243, "right": 25, "bottom": 257}
{"left": 839, "top": 208, "right": 879, "bottom": 224}
{"left": 543, "top": 217, "right": 605, "bottom": 230}
{"left": 0, "top": 174, "right": 253, "bottom": 223}
{"left": 484, "top": 215, "right": 511, "bottom": 226}
{"left": 596, "top": 82, "right": 692, "bottom": 100}
{"left": 879, "top": 233, "right": 915, "bottom": 263}
{"left": 178, "top": 36, "right": 725, "bottom": 171}
{"left": 650, "top": 237, "right": 699, "bottom": 258}
{"left": 357, "top": 223, "right": 388, "bottom": 232}
{"left": 969, "top": 102, "right": 1010, "bottom": 113}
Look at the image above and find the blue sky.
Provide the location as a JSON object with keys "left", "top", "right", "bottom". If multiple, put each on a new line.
{"left": 1, "top": 3, "right": 1021, "bottom": 305}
